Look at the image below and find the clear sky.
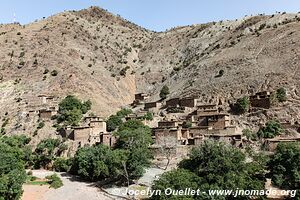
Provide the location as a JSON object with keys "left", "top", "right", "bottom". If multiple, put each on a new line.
{"left": 1, "top": 0, "right": 300, "bottom": 31}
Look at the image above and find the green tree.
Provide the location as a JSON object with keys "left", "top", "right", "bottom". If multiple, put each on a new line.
{"left": 106, "top": 108, "right": 132, "bottom": 132}
{"left": 106, "top": 115, "right": 123, "bottom": 132}
{"left": 269, "top": 142, "right": 300, "bottom": 192}
{"left": 160, "top": 85, "right": 170, "bottom": 99}
{"left": 115, "top": 120, "right": 153, "bottom": 179}
{"left": 234, "top": 96, "right": 250, "bottom": 113}
{"left": 0, "top": 138, "right": 27, "bottom": 200}
{"left": 257, "top": 120, "right": 282, "bottom": 139}
{"left": 151, "top": 169, "right": 201, "bottom": 200}
{"left": 34, "top": 139, "right": 61, "bottom": 169}
{"left": 57, "top": 95, "right": 92, "bottom": 126}
{"left": 153, "top": 141, "right": 266, "bottom": 200}
{"left": 70, "top": 145, "right": 127, "bottom": 181}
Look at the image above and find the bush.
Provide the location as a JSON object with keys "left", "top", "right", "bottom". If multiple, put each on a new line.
{"left": 215, "top": 69, "right": 225, "bottom": 77}
{"left": 70, "top": 145, "right": 127, "bottom": 181}
{"left": 106, "top": 115, "right": 123, "bottom": 132}
{"left": 106, "top": 109, "right": 132, "bottom": 132}
{"left": 46, "top": 174, "right": 63, "bottom": 189}
{"left": 159, "top": 85, "right": 170, "bottom": 99}
{"left": 37, "top": 121, "right": 45, "bottom": 129}
{"left": 51, "top": 70, "right": 58, "bottom": 76}
{"left": 53, "top": 158, "right": 72, "bottom": 172}
{"left": 142, "top": 112, "right": 153, "bottom": 121}
{"left": 276, "top": 87, "right": 287, "bottom": 102}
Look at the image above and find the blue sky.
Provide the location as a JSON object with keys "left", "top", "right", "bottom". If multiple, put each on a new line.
{"left": 1, "top": 0, "right": 300, "bottom": 31}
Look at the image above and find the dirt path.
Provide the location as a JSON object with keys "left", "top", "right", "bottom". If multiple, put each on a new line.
{"left": 22, "top": 170, "right": 113, "bottom": 200}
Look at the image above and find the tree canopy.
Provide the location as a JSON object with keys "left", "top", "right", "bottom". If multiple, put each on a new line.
{"left": 0, "top": 136, "right": 29, "bottom": 200}
{"left": 57, "top": 95, "right": 92, "bottom": 126}
{"left": 152, "top": 140, "right": 267, "bottom": 200}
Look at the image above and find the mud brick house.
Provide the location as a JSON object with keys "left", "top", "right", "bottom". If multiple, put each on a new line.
{"left": 190, "top": 112, "right": 230, "bottom": 129}
{"left": 38, "top": 109, "right": 57, "bottom": 120}
{"left": 84, "top": 116, "right": 103, "bottom": 123}
{"left": 135, "top": 93, "right": 149, "bottom": 101}
{"left": 166, "top": 98, "right": 180, "bottom": 107}
{"left": 153, "top": 127, "right": 189, "bottom": 145}
{"left": 38, "top": 94, "right": 58, "bottom": 105}
{"left": 196, "top": 104, "right": 218, "bottom": 114}
{"left": 264, "top": 137, "right": 300, "bottom": 151}
{"left": 250, "top": 91, "right": 272, "bottom": 109}
{"left": 144, "top": 101, "right": 162, "bottom": 112}
{"left": 100, "top": 133, "right": 116, "bottom": 147}
{"left": 158, "top": 120, "right": 182, "bottom": 128}
{"left": 70, "top": 126, "right": 91, "bottom": 142}
{"left": 166, "top": 97, "right": 198, "bottom": 108}
{"left": 179, "top": 97, "right": 198, "bottom": 108}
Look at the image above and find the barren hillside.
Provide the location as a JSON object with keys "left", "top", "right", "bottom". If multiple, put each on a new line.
{"left": 0, "top": 7, "right": 299, "bottom": 138}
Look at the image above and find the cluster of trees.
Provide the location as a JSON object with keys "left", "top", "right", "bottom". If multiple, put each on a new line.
{"left": 0, "top": 135, "right": 31, "bottom": 200}
{"left": 151, "top": 140, "right": 267, "bottom": 200}
{"left": 56, "top": 95, "right": 92, "bottom": 126}
{"left": 269, "top": 142, "right": 300, "bottom": 199}
{"left": 152, "top": 140, "right": 300, "bottom": 200}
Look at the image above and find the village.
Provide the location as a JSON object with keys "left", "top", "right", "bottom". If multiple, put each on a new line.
{"left": 25, "top": 89, "right": 300, "bottom": 159}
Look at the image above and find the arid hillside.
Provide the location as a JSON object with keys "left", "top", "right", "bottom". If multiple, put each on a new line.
{"left": 0, "top": 7, "right": 299, "bottom": 138}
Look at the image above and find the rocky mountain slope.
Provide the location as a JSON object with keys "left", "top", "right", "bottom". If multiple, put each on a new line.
{"left": 0, "top": 7, "right": 299, "bottom": 138}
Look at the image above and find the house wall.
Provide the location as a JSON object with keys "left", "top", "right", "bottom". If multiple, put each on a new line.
{"left": 166, "top": 98, "right": 180, "bottom": 107}
{"left": 90, "top": 121, "right": 106, "bottom": 133}
{"left": 144, "top": 102, "right": 161, "bottom": 110}
{"left": 39, "top": 111, "right": 52, "bottom": 119}
{"left": 158, "top": 121, "right": 179, "bottom": 128}
{"left": 180, "top": 98, "right": 197, "bottom": 108}
{"left": 250, "top": 98, "right": 271, "bottom": 109}
{"left": 72, "top": 128, "right": 91, "bottom": 141}
{"left": 100, "top": 134, "right": 116, "bottom": 147}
